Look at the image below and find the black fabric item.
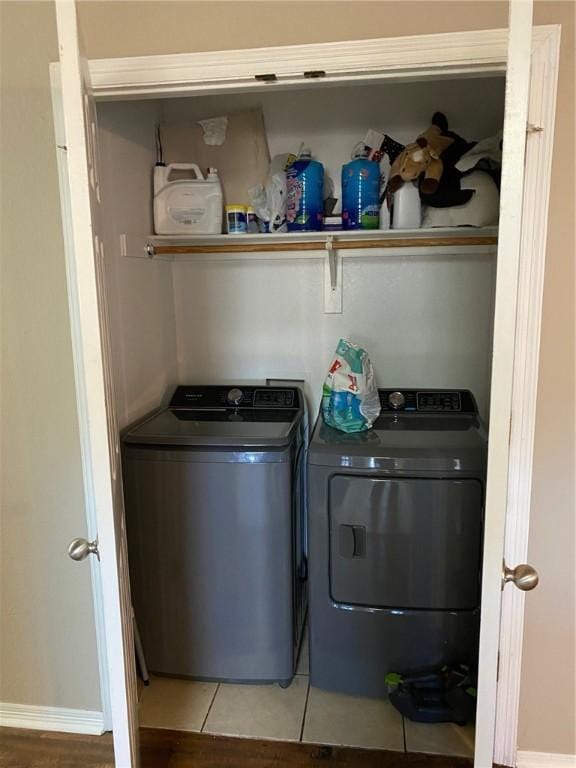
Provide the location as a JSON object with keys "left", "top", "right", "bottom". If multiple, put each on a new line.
{"left": 421, "top": 113, "right": 476, "bottom": 208}
{"left": 421, "top": 170, "right": 475, "bottom": 208}
{"left": 380, "top": 134, "right": 405, "bottom": 164}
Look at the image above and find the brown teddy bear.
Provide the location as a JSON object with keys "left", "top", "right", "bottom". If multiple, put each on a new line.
{"left": 388, "top": 113, "right": 455, "bottom": 195}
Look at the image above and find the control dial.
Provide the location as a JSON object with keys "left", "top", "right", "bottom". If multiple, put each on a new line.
{"left": 388, "top": 391, "right": 406, "bottom": 410}
{"left": 227, "top": 387, "right": 244, "bottom": 406}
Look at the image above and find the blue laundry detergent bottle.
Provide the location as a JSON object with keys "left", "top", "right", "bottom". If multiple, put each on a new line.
{"left": 341, "top": 150, "right": 380, "bottom": 230}
{"left": 286, "top": 149, "right": 324, "bottom": 232}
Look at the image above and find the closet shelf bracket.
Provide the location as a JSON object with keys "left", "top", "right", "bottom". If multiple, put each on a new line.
{"left": 326, "top": 237, "right": 337, "bottom": 289}
{"left": 324, "top": 236, "right": 343, "bottom": 314}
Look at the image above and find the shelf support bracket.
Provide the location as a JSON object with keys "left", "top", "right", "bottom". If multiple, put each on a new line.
{"left": 324, "top": 236, "right": 342, "bottom": 314}
{"left": 327, "top": 236, "right": 337, "bottom": 290}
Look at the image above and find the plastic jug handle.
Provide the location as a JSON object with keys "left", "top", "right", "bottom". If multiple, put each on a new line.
{"left": 166, "top": 163, "right": 204, "bottom": 181}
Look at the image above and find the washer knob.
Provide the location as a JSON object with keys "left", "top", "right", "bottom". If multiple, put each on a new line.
{"left": 227, "top": 387, "right": 244, "bottom": 406}
{"left": 388, "top": 391, "right": 405, "bottom": 410}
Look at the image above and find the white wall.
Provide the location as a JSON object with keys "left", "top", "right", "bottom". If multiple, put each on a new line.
{"left": 172, "top": 253, "right": 496, "bottom": 419}
{"left": 97, "top": 102, "right": 180, "bottom": 428}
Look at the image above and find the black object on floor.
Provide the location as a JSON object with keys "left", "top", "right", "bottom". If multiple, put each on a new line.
{"left": 386, "top": 666, "right": 477, "bottom": 726}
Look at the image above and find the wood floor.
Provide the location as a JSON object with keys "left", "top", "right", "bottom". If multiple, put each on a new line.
{"left": 0, "top": 727, "right": 474, "bottom": 768}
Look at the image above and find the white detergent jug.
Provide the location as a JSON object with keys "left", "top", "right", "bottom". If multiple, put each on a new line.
{"left": 153, "top": 163, "right": 223, "bottom": 235}
{"left": 392, "top": 181, "right": 422, "bottom": 230}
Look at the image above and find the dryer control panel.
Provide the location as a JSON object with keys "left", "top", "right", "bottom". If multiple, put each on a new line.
{"left": 378, "top": 389, "right": 478, "bottom": 413}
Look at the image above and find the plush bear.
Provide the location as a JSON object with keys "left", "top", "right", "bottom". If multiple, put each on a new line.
{"left": 388, "top": 113, "right": 477, "bottom": 208}
{"left": 388, "top": 113, "right": 455, "bottom": 195}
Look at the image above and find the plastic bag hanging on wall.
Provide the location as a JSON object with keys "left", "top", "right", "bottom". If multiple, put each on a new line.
{"left": 160, "top": 109, "right": 271, "bottom": 207}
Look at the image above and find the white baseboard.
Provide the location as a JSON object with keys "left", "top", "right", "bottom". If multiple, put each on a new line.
{"left": 517, "top": 751, "right": 576, "bottom": 768}
{"left": 0, "top": 702, "right": 105, "bottom": 735}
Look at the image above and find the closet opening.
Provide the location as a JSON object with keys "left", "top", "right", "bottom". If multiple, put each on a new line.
{"left": 96, "top": 69, "right": 505, "bottom": 760}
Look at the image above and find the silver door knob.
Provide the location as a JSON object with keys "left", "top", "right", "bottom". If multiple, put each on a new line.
{"left": 502, "top": 561, "right": 539, "bottom": 591}
{"left": 68, "top": 537, "right": 100, "bottom": 562}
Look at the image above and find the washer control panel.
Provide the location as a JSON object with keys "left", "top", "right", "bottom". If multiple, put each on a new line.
{"left": 170, "top": 385, "right": 298, "bottom": 410}
{"left": 378, "top": 389, "right": 477, "bottom": 414}
{"left": 253, "top": 389, "right": 295, "bottom": 408}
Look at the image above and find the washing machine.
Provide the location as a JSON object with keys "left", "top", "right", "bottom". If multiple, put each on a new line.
{"left": 307, "top": 389, "right": 487, "bottom": 699}
{"left": 122, "top": 384, "right": 307, "bottom": 687}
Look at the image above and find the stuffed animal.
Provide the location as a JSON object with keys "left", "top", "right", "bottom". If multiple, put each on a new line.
{"left": 421, "top": 130, "right": 504, "bottom": 227}
{"left": 387, "top": 113, "right": 479, "bottom": 209}
{"left": 421, "top": 114, "right": 477, "bottom": 208}
{"left": 422, "top": 171, "right": 500, "bottom": 228}
{"left": 388, "top": 113, "right": 455, "bottom": 195}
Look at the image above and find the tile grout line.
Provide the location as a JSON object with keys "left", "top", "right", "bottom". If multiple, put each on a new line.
{"left": 200, "top": 683, "right": 220, "bottom": 733}
{"left": 298, "top": 679, "right": 312, "bottom": 743}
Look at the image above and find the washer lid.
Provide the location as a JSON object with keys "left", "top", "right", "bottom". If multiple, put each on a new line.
{"left": 308, "top": 413, "right": 487, "bottom": 473}
{"left": 123, "top": 407, "right": 300, "bottom": 448}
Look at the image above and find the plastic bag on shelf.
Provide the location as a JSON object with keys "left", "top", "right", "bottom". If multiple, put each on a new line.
{"left": 321, "top": 339, "right": 381, "bottom": 433}
{"left": 249, "top": 153, "right": 294, "bottom": 233}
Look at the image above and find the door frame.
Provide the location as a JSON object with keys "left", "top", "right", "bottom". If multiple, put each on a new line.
{"left": 51, "top": 20, "right": 560, "bottom": 768}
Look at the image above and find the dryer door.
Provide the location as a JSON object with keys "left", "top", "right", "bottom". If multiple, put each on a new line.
{"left": 329, "top": 476, "right": 483, "bottom": 610}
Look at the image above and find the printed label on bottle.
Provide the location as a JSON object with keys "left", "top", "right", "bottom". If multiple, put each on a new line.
{"left": 226, "top": 211, "right": 247, "bottom": 233}
{"left": 286, "top": 175, "right": 303, "bottom": 224}
{"left": 169, "top": 207, "right": 206, "bottom": 224}
{"left": 360, "top": 204, "right": 380, "bottom": 229}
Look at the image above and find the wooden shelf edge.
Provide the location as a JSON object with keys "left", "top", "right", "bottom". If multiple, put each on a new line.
{"left": 149, "top": 235, "right": 498, "bottom": 256}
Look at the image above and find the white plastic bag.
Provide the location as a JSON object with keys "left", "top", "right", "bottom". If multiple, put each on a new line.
{"left": 248, "top": 153, "right": 294, "bottom": 232}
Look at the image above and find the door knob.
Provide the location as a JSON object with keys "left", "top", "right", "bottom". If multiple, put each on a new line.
{"left": 68, "top": 537, "right": 100, "bottom": 562}
{"left": 502, "top": 560, "right": 539, "bottom": 591}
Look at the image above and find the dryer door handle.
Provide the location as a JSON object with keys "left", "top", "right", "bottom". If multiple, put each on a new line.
{"left": 339, "top": 525, "right": 366, "bottom": 559}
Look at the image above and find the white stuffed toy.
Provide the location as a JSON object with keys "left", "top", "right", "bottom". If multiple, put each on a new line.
{"left": 422, "top": 170, "right": 500, "bottom": 228}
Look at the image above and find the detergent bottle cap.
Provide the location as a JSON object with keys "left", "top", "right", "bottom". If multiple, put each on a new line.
{"left": 299, "top": 147, "right": 312, "bottom": 159}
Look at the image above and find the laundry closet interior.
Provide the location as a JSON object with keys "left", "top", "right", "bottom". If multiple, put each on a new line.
{"left": 95, "top": 60, "right": 505, "bottom": 758}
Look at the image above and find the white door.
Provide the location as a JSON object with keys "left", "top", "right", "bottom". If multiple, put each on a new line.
{"left": 55, "top": 2, "right": 139, "bottom": 766}
{"left": 475, "top": 2, "right": 534, "bottom": 767}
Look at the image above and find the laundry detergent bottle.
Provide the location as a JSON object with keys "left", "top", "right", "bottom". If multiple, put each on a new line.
{"left": 341, "top": 150, "right": 380, "bottom": 230}
{"left": 286, "top": 149, "right": 324, "bottom": 231}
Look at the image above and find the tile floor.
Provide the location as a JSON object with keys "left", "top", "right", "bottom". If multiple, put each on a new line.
{"left": 138, "top": 627, "right": 475, "bottom": 758}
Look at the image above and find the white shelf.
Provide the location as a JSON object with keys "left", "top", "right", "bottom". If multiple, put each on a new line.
{"left": 144, "top": 227, "right": 499, "bottom": 258}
